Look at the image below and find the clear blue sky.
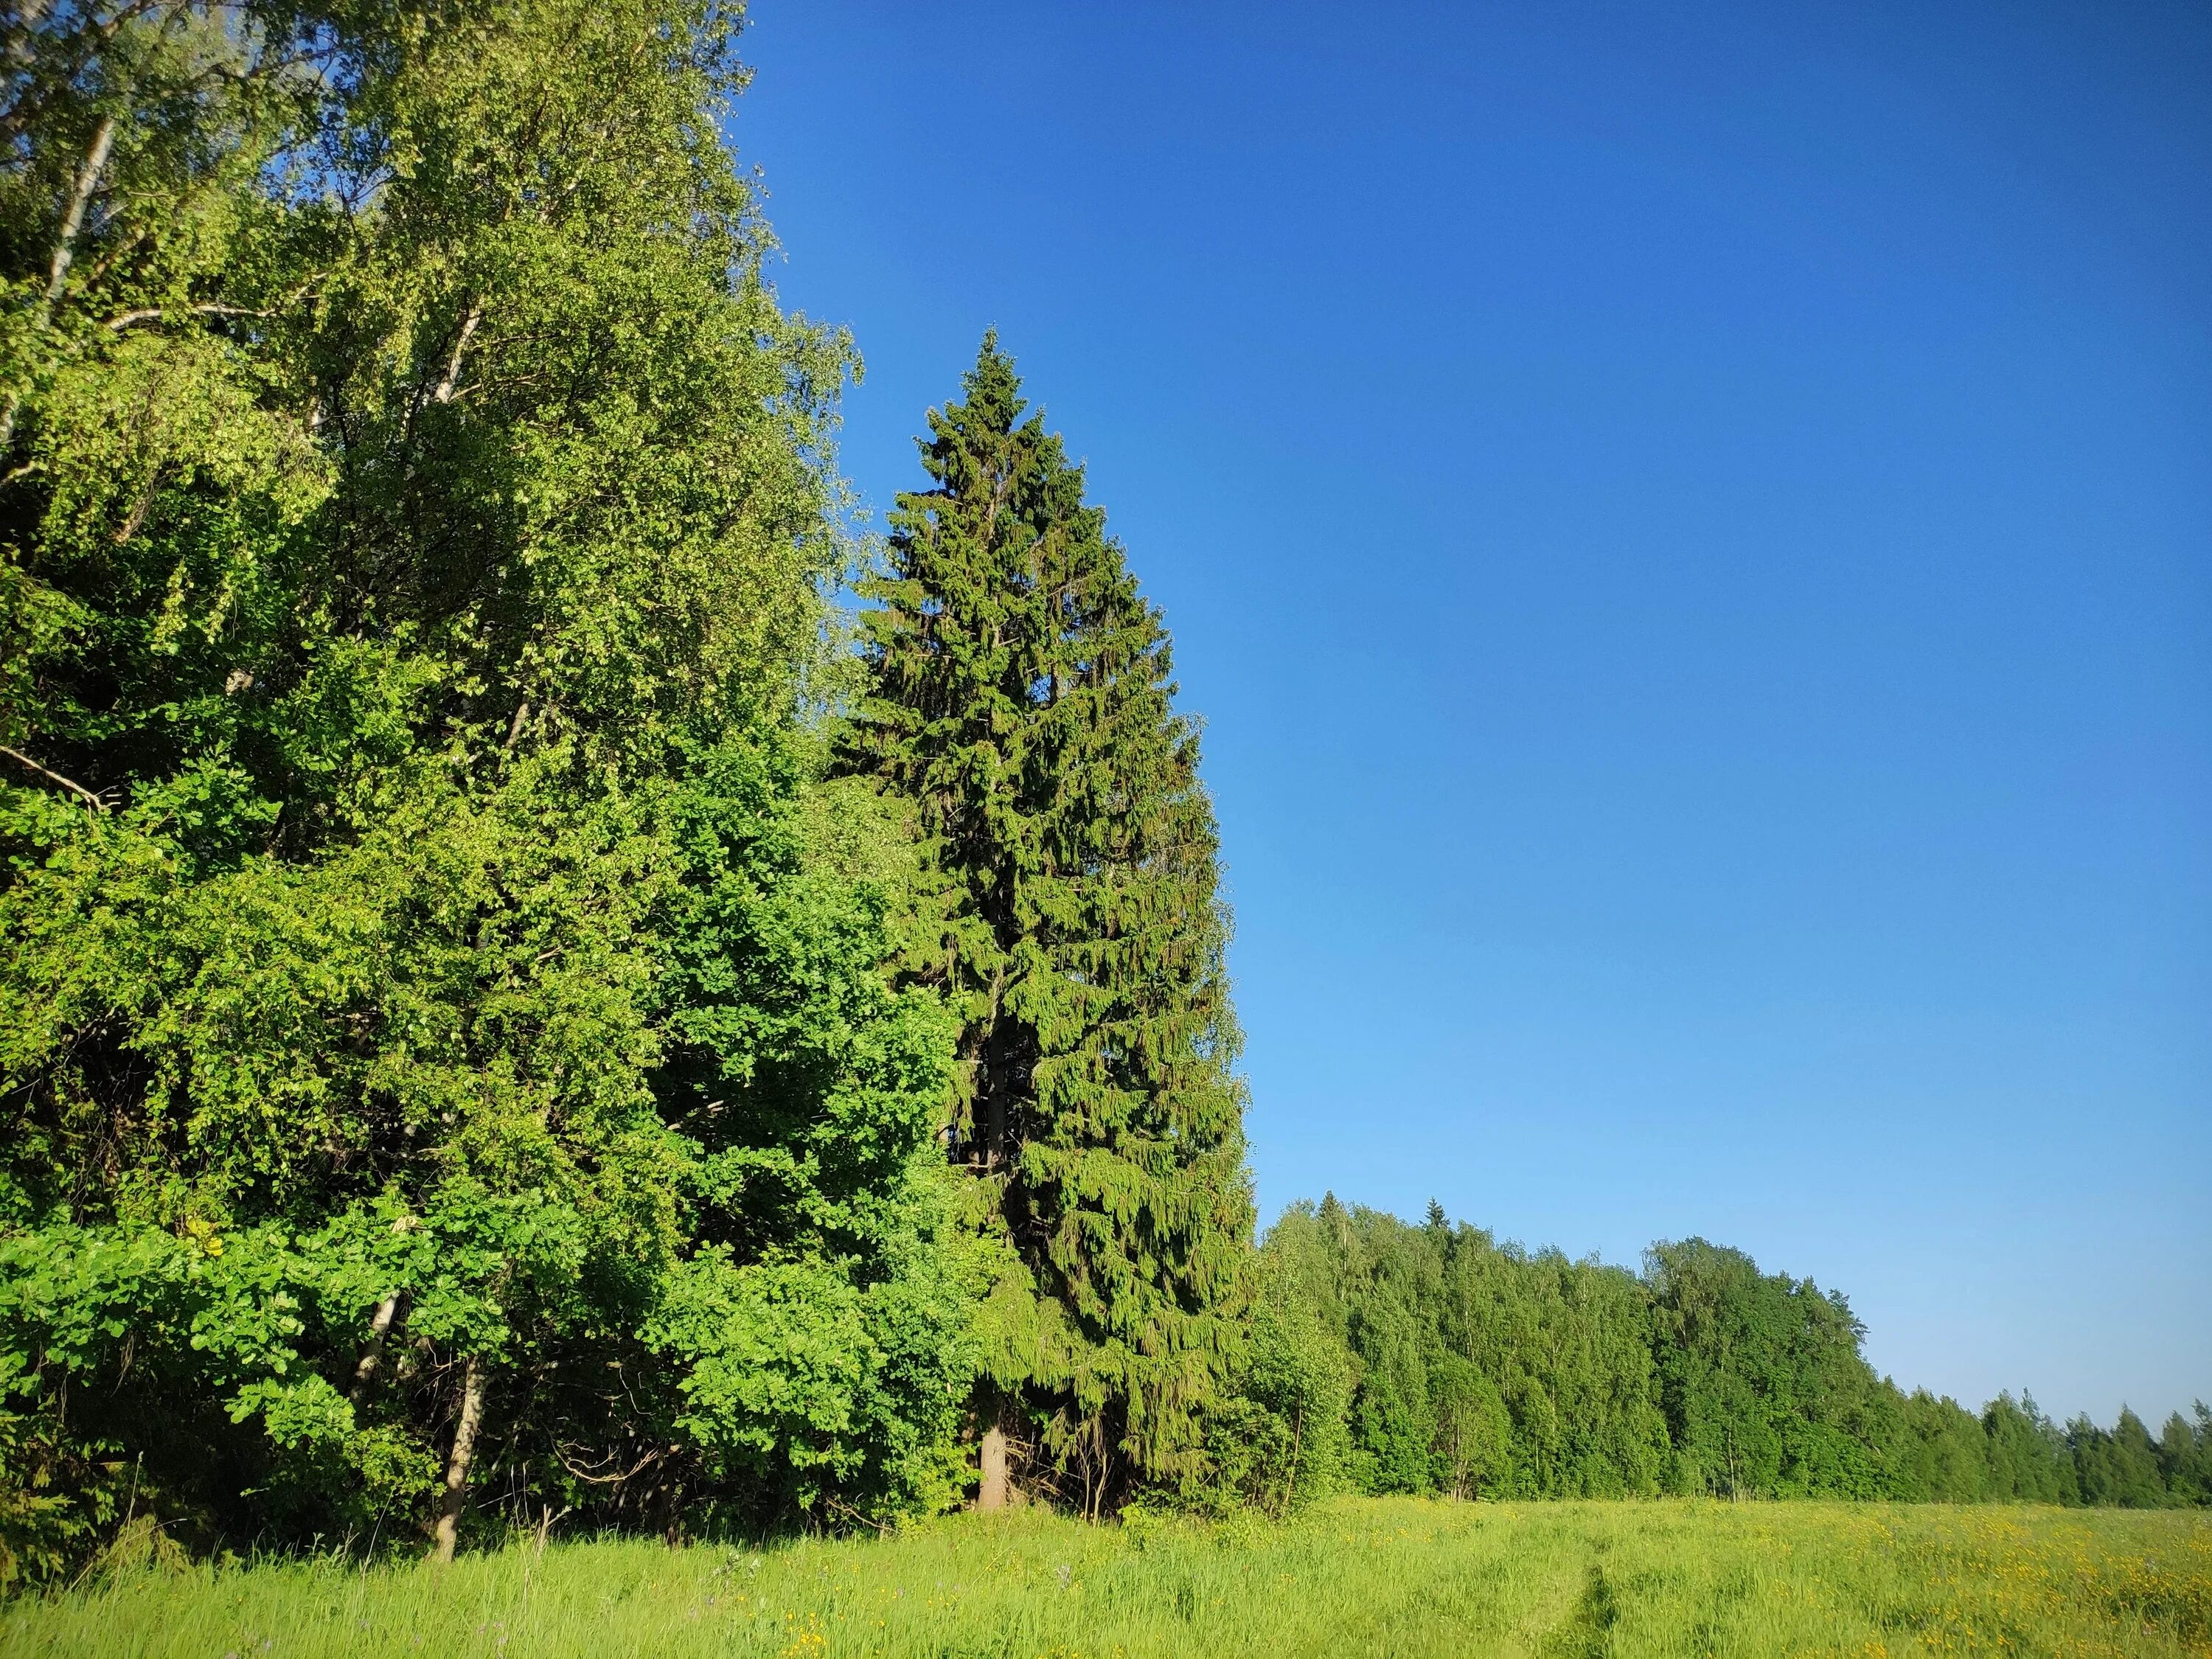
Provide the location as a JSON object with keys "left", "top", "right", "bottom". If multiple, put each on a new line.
{"left": 730, "top": 0, "right": 2211, "bottom": 1425}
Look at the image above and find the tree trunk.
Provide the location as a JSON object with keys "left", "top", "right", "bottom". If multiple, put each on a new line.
{"left": 430, "top": 1354, "right": 487, "bottom": 1562}
{"left": 977, "top": 1396, "right": 1010, "bottom": 1512}
{"left": 1, "top": 111, "right": 114, "bottom": 452}
{"left": 431, "top": 302, "right": 481, "bottom": 403}
{"left": 979, "top": 979, "right": 1009, "bottom": 1171}
{"left": 349, "top": 1293, "right": 400, "bottom": 1404}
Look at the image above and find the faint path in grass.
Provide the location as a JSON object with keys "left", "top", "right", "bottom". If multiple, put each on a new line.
{"left": 1544, "top": 1560, "right": 1620, "bottom": 1659}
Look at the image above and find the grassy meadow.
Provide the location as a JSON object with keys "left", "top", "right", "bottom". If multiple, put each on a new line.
{"left": 1, "top": 1498, "right": 2205, "bottom": 1659}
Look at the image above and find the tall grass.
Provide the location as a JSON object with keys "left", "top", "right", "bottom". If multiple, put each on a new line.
{"left": 2, "top": 1498, "right": 2205, "bottom": 1658}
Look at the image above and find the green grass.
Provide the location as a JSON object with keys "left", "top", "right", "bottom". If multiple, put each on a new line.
{"left": 3, "top": 1498, "right": 2206, "bottom": 1658}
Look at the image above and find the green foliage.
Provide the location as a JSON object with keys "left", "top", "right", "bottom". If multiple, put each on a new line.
{"left": 1436, "top": 1217, "right": 1668, "bottom": 1498}
{"left": 0, "top": 0, "right": 976, "bottom": 1577}
{"left": 1979, "top": 1392, "right": 2078, "bottom": 1504}
{"left": 1261, "top": 1200, "right": 1669, "bottom": 1503}
{"left": 1428, "top": 1352, "right": 1512, "bottom": 1500}
{"left": 1202, "top": 1222, "right": 1354, "bottom": 1515}
{"left": 2070, "top": 1407, "right": 2198, "bottom": 1510}
{"left": 1251, "top": 1203, "right": 2206, "bottom": 1512}
{"left": 841, "top": 338, "right": 1252, "bottom": 1505}
{"left": 1645, "top": 1238, "right": 1884, "bottom": 1499}
{"left": 2161, "top": 1407, "right": 2212, "bottom": 1506}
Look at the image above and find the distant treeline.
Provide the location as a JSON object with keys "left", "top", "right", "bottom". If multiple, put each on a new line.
{"left": 1207, "top": 1198, "right": 2208, "bottom": 1512}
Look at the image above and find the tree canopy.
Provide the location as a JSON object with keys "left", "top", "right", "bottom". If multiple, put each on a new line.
{"left": 0, "top": 0, "right": 978, "bottom": 1579}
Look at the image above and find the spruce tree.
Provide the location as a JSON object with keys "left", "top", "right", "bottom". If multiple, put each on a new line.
{"left": 845, "top": 337, "right": 1251, "bottom": 1508}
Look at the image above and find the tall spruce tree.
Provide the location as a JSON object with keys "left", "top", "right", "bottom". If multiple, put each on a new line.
{"left": 845, "top": 337, "right": 1251, "bottom": 1510}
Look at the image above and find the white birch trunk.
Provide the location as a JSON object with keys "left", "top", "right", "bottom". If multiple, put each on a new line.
{"left": 429, "top": 1354, "right": 487, "bottom": 1562}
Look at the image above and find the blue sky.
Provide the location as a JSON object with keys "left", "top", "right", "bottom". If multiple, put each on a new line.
{"left": 730, "top": 1, "right": 2211, "bottom": 1424}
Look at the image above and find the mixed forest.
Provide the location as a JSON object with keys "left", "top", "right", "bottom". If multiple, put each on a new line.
{"left": 0, "top": 0, "right": 2201, "bottom": 1588}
